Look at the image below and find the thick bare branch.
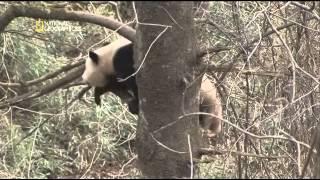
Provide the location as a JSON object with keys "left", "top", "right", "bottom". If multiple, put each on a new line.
{"left": 0, "top": 59, "right": 84, "bottom": 87}
{"left": 0, "top": 66, "right": 84, "bottom": 108}
{"left": 0, "top": 5, "right": 136, "bottom": 42}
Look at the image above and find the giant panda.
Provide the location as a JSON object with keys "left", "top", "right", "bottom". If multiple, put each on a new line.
{"left": 199, "top": 75, "right": 222, "bottom": 137}
{"left": 81, "top": 37, "right": 222, "bottom": 137}
{"left": 81, "top": 37, "right": 139, "bottom": 114}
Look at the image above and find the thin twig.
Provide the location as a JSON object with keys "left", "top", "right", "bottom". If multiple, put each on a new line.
{"left": 300, "top": 129, "right": 319, "bottom": 178}
{"left": 180, "top": 112, "right": 313, "bottom": 150}
{"left": 261, "top": 3, "right": 297, "bottom": 102}
{"left": 159, "top": 6, "right": 184, "bottom": 30}
{"left": 187, "top": 134, "right": 193, "bottom": 179}
{"left": 119, "top": 26, "right": 170, "bottom": 82}
{"left": 117, "top": 155, "right": 137, "bottom": 177}
{"left": 150, "top": 133, "right": 187, "bottom": 154}
{"left": 198, "top": 148, "right": 289, "bottom": 159}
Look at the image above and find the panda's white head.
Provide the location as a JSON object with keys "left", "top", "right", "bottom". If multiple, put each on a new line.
{"left": 82, "top": 38, "right": 132, "bottom": 87}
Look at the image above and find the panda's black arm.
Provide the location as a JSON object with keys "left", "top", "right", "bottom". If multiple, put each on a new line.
{"left": 95, "top": 86, "right": 139, "bottom": 114}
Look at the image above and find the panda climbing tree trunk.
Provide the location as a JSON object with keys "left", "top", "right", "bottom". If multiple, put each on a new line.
{"left": 135, "top": 2, "right": 202, "bottom": 178}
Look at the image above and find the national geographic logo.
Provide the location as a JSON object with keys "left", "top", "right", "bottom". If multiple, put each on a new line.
{"left": 35, "top": 19, "right": 82, "bottom": 33}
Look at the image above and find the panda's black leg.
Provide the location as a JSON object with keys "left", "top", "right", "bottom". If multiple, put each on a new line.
{"left": 122, "top": 77, "right": 139, "bottom": 114}
{"left": 128, "top": 97, "right": 139, "bottom": 115}
{"left": 94, "top": 96, "right": 101, "bottom": 106}
{"left": 94, "top": 87, "right": 108, "bottom": 106}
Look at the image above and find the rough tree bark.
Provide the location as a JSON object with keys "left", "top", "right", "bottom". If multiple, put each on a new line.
{"left": 134, "top": 2, "right": 202, "bottom": 178}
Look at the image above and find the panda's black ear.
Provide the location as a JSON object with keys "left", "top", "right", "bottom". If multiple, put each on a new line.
{"left": 89, "top": 51, "right": 99, "bottom": 64}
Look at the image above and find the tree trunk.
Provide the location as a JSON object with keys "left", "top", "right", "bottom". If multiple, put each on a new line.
{"left": 134, "top": 2, "right": 202, "bottom": 178}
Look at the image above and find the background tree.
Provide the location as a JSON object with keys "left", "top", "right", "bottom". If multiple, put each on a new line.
{"left": 313, "top": 127, "right": 320, "bottom": 178}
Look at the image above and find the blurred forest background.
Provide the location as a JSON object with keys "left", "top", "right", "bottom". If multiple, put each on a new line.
{"left": 0, "top": 1, "right": 320, "bottom": 178}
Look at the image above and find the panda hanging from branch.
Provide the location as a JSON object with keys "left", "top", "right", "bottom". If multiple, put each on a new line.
{"left": 81, "top": 37, "right": 222, "bottom": 138}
